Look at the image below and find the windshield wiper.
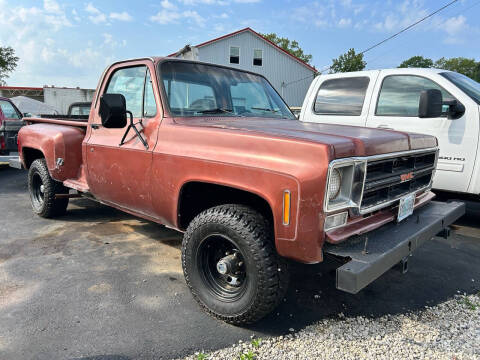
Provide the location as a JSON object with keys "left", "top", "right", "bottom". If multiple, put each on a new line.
{"left": 197, "top": 107, "right": 233, "bottom": 114}
{"left": 251, "top": 107, "right": 279, "bottom": 112}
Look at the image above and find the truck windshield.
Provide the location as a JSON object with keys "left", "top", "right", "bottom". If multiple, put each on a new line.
{"left": 440, "top": 72, "right": 480, "bottom": 105}
{"left": 160, "top": 61, "right": 295, "bottom": 119}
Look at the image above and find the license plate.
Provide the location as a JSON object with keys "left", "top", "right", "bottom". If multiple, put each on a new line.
{"left": 397, "top": 193, "right": 415, "bottom": 222}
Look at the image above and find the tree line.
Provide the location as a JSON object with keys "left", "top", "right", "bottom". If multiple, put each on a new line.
{"left": 260, "top": 35, "right": 480, "bottom": 82}
{"left": 329, "top": 48, "right": 480, "bottom": 81}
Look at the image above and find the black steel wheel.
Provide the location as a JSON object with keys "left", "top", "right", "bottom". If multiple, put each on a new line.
{"left": 28, "top": 158, "right": 69, "bottom": 218}
{"left": 182, "top": 204, "right": 289, "bottom": 325}
{"left": 197, "top": 234, "right": 248, "bottom": 302}
{"left": 30, "top": 171, "right": 45, "bottom": 210}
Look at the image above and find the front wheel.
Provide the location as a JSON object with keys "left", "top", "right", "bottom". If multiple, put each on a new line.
{"left": 182, "top": 204, "right": 289, "bottom": 325}
{"left": 28, "top": 158, "right": 69, "bottom": 218}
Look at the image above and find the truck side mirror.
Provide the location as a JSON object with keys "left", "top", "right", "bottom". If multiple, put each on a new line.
{"left": 99, "top": 93, "right": 127, "bottom": 128}
{"left": 443, "top": 99, "right": 465, "bottom": 120}
{"left": 419, "top": 89, "right": 442, "bottom": 118}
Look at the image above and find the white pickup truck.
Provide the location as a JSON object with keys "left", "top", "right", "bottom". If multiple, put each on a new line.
{"left": 300, "top": 68, "right": 480, "bottom": 195}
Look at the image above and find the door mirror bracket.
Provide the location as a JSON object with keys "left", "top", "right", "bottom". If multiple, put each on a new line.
{"left": 99, "top": 93, "right": 148, "bottom": 149}
{"left": 119, "top": 111, "right": 149, "bottom": 149}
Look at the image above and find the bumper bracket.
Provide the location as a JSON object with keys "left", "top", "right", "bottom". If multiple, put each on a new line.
{"left": 324, "top": 201, "right": 465, "bottom": 294}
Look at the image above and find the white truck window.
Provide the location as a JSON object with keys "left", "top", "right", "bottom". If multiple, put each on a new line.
{"left": 314, "top": 77, "right": 370, "bottom": 116}
{"left": 440, "top": 72, "right": 480, "bottom": 105}
{"left": 376, "top": 75, "right": 454, "bottom": 117}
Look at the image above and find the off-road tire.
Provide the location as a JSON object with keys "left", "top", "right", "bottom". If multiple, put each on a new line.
{"left": 182, "top": 204, "right": 289, "bottom": 325}
{"left": 28, "top": 158, "right": 69, "bottom": 218}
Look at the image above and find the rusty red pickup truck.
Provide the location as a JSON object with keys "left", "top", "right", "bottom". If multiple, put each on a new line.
{"left": 17, "top": 57, "right": 464, "bottom": 324}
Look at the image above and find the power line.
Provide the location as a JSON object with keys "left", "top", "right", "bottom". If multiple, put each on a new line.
{"left": 284, "top": 0, "right": 461, "bottom": 86}
{"left": 365, "top": 0, "right": 480, "bottom": 67}
{"left": 358, "top": 0, "right": 459, "bottom": 56}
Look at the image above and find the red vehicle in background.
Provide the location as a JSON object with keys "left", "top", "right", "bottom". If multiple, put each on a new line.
{"left": 0, "top": 97, "right": 23, "bottom": 156}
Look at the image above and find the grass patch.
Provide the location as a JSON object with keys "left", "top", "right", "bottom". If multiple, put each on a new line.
{"left": 251, "top": 338, "right": 262, "bottom": 349}
{"left": 460, "top": 296, "right": 478, "bottom": 310}
{"left": 239, "top": 350, "right": 256, "bottom": 360}
{"left": 196, "top": 352, "right": 208, "bottom": 360}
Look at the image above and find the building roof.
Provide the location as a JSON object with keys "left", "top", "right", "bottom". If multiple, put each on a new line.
{"left": 169, "top": 27, "right": 317, "bottom": 73}
{"left": 0, "top": 86, "right": 43, "bottom": 91}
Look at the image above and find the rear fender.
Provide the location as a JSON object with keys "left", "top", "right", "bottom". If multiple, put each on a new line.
{"left": 19, "top": 123, "right": 85, "bottom": 181}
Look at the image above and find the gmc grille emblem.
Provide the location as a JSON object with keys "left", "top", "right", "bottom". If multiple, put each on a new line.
{"left": 400, "top": 172, "right": 414, "bottom": 182}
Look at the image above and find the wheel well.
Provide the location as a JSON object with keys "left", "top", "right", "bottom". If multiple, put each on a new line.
{"left": 178, "top": 182, "right": 274, "bottom": 231}
{"left": 22, "top": 148, "right": 44, "bottom": 169}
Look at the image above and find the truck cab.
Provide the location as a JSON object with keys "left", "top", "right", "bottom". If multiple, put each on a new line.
{"left": 300, "top": 68, "right": 480, "bottom": 195}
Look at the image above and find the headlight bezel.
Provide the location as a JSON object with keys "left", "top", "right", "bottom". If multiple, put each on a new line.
{"left": 324, "top": 158, "right": 367, "bottom": 213}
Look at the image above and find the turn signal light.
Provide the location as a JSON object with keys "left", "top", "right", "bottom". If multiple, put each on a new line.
{"left": 283, "top": 190, "right": 291, "bottom": 225}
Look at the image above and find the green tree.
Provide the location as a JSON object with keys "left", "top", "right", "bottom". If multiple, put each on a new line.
{"left": 434, "top": 57, "right": 480, "bottom": 81}
{"left": 398, "top": 56, "right": 434, "bottom": 68}
{"left": 261, "top": 33, "right": 312, "bottom": 64}
{"left": 330, "top": 48, "right": 366, "bottom": 73}
{"left": 0, "top": 47, "right": 19, "bottom": 86}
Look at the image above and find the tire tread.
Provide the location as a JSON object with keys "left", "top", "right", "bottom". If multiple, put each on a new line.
{"left": 28, "top": 158, "right": 69, "bottom": 218}
{"left": 182, "top": 204, "right": 289, "bottom": 325}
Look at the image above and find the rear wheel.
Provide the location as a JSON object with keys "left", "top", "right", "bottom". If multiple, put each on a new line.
{"left": 182, "top": 204, "right": 289, "bottom": 325}
{"left": 28, "top": 158, "right": 69, "bottom": 218}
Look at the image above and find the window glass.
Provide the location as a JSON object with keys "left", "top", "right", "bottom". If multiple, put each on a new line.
{"left": 106, "top": 66, "right": 146, "bottom": 118}
{"left": 0, "top": 100, "right": 20, "bottom": 119}
{"left": 231, "top": 82, "right": 277, "bottom": 114}
{"left": 376, "top": 75, "right": 454, "bottom": 116}
{"left": 163, "top": 79, "right": 216, "bottom": 112}
{"left": 253, "top": 49, "right": 262, "bottom": 66}
{"left": 230, "top": 46, "right": 240, "bottom": 64}
{"left": 314, "top": 77, "right": 370, "bottom": 115}
{"left": 160, "top": 61, "right": 295, "bottom": 119}
{"left": 70, "top": 104, "right": 90, "bottom": 116}
{"left": 143, "top": 69, "right": 157, "bottom": 117}
{"left": 441, "top": 71, "right": 480, "bottom": 105}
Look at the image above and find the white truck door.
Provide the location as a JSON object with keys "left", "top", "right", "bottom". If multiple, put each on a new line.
{"left": 300, "top": 71, "right": 379, "bottom": 126}
{"left": 366, "top": 70, "right": 478, "bottom": 193}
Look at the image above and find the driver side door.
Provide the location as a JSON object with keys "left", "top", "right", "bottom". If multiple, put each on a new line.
{"left": 86, "top": 61, "right": 161, "bottom": 215}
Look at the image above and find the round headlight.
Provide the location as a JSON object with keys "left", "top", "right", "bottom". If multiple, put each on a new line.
{"left": 328, "top": 168, "right": 342, "bottom": 200}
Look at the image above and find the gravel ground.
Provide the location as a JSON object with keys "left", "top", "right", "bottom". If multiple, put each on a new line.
{"left": 180, "top": 293, "right": 480, "bottom": 360}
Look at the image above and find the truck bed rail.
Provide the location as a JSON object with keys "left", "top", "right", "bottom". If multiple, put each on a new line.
{"left": 24, "top": 117, "right": 88, "bottom": 128}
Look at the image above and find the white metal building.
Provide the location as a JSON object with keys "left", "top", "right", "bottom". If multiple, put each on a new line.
{"left": 0, "top": 85, "right": 95, "bottom": 114}
{"left": 170, "top": 28, "right": 317, "bottom": 106}
{"left": 43, "top": 86, "right": 95, "bottom": 114}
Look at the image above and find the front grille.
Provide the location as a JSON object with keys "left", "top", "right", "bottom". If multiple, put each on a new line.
{"left": 360, "top": 151, "right": 436, "bottom": 210}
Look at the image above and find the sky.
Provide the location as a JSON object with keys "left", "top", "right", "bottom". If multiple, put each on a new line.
{"left": 1, "top": 0, "right": 479, "bottom": 89}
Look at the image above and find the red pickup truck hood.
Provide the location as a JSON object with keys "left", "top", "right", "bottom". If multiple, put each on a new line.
{"left": 176, "top": 117, "right": 437, "bottom": 158}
